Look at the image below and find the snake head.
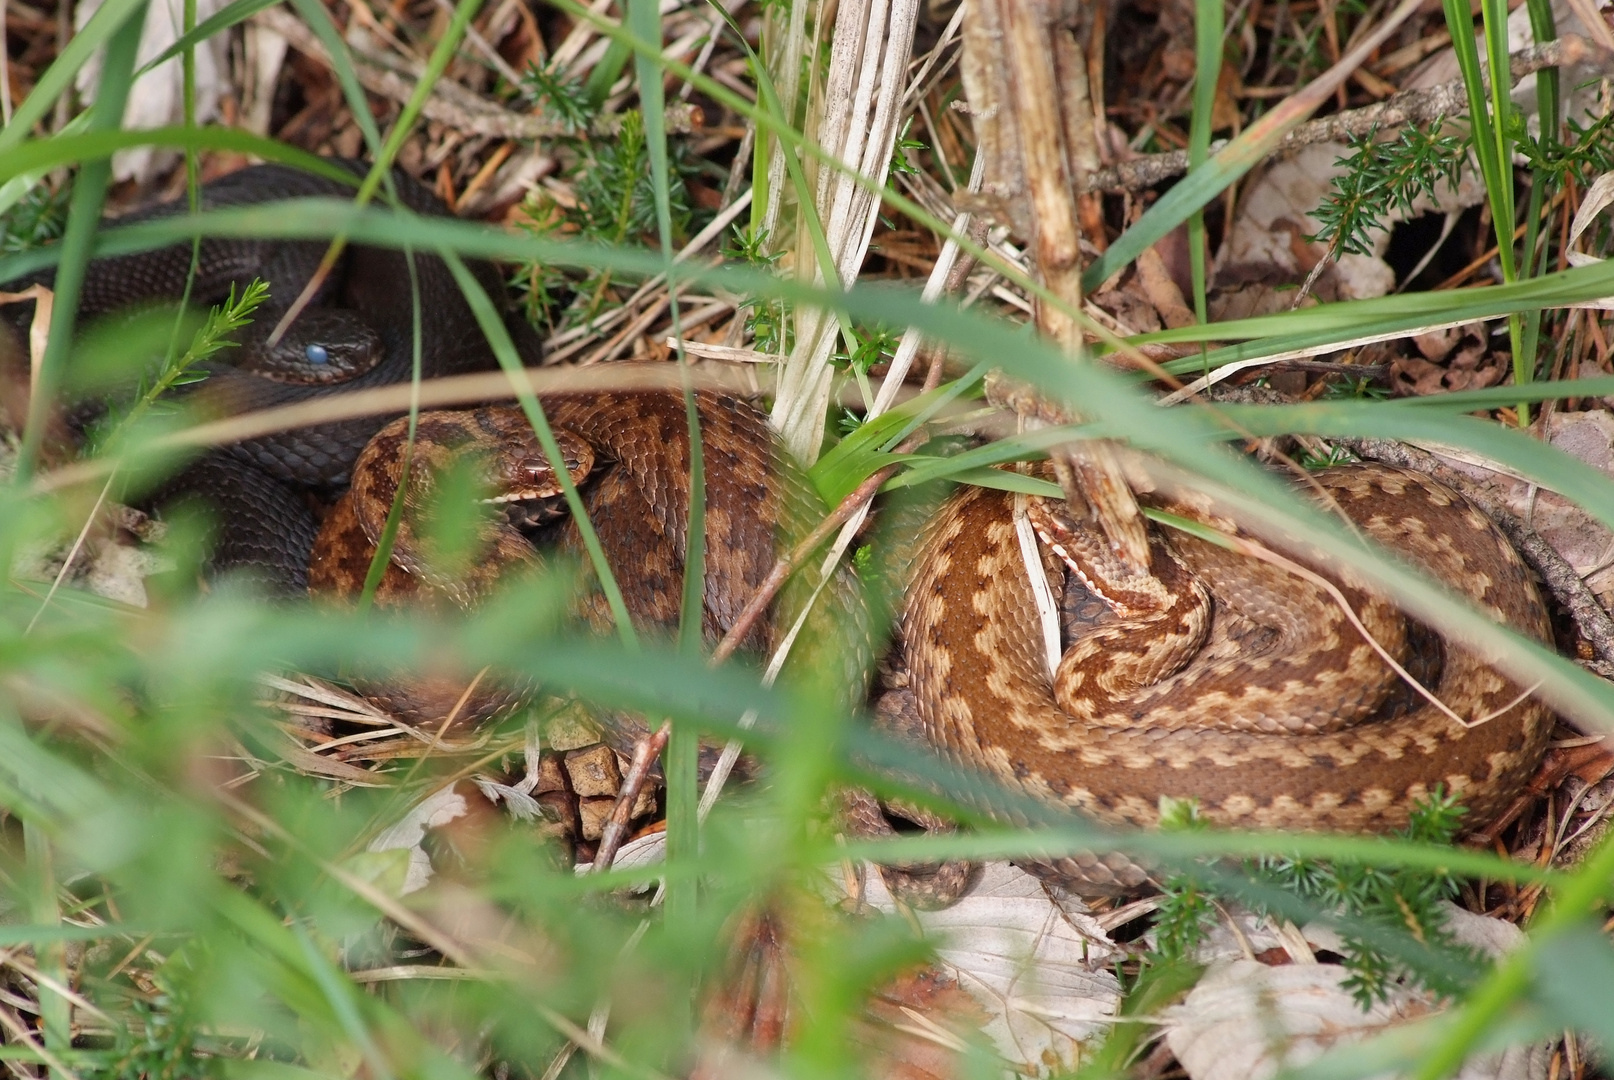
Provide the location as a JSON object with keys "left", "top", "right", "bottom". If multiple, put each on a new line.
{"left": 1028, "top": 496, "right": 1176, "bottom": 619}
{"left": 470, "top": 410, "right": 595, "bottom": 507}
{"left": 237, "top": 309, "right": 385, "bottom": 384}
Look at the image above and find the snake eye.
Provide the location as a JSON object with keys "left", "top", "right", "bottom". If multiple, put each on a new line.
{"left": 305, "top": 344, "right": 329, "bottom": 365}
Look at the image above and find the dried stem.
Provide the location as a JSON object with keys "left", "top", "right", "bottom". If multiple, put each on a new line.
{"left": 592, "top": 721, "right": 672, "bottom": 873}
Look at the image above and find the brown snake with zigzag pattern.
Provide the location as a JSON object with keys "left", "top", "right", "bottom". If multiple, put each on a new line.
{"left": 308, "top": 386, "right": 866, "bottom": 736}
{"left": 901, "top": 464, "right": 1553, "bottom": 894}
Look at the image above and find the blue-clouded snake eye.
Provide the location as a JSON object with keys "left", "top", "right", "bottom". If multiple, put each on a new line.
{"left": 305, "top": 344, "right": 330, "bottom": 365}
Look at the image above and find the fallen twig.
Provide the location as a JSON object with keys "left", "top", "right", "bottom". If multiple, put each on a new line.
{"left": 257, "top": 8, "right": 702, "bottom": 141}
{"left": 591, "top": 721, "right": 671, "bottom": 873}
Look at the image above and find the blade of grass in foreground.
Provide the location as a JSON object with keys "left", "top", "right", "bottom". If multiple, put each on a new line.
{"left": 437, "top": 252, "right": 639, "bottom": 654}
{"left": 9, "top": 194, "right": 1612, "bottom": 353}
{"left": 631, "top": 0, "right": 702, "bottom": 930}
{"left": 12, "top": 7, "right": 144, "bottom": 481}
{"left": 1185, "top": 0, "right": 1222, "bottom": 324}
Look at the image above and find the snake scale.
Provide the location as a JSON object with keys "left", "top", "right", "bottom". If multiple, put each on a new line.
{"left": 901, "top": 465, "right": 1553, "bottom": 893}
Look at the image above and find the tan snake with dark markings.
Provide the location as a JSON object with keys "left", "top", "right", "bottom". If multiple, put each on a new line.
{"left": 902, "top": 464, "right": 1553, "bottom": 893}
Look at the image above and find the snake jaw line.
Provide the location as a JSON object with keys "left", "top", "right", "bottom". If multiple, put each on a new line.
{"left": 483, "top": 490, "right": 561, "bottom": 505}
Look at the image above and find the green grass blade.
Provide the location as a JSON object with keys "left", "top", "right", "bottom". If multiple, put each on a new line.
{"left": 1083, "top": 0, "right": 1423, "bottom": 292}
{"left": 366, "top": 0, "right": 485, "bottom": 192}
{"left": 285, "top": 0, "right": 386, "bottom": 155}
{"left": 1525, "top": 0, "right": 1560, "bottom": 150}
{"left": 1187, "top": 0, "right": 1223, "bottom": 324}
{"left": 0, "top": 113, "right": 88, "bottom": 220}
{"left": 134, "top": 0, "right": 283, "bottom": 77}
{"left": 808, "top": 372, "right": 985, "bottom": 503}
{"left": 629, "top": 0, "right": 701, "bottom": 929}
{"left": 1481, "top": 0, "right": 1518, "bottom": 285}
{"left": 1529, "top": 922, "right": 1614, "bottom": 1042}
{"left": 437, "top": 252, "right": 639, "bottom": 651}
{"left": 0, "top": 126, "right": 363, "bottom": 187}
{"left": 1408, "top": 828, "right": 1614, "bottom": 1078}
{"left": 14, "top": 13, "right": 144, "bottom": 1050}
{"left": 14, "top": 5, "right": 145, "bottom": 481}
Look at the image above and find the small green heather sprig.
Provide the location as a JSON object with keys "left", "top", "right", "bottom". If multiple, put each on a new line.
{"left": 1145, "top": 788, "right": 1477, "bottom": 1009}
{"left": 518, "top": 61, "right": 591, "bottom": 134}
{"left": 1309, "top": 123, "right": 1467, "bottom": 258}
{"left": 1253, "top": 785, "right": 1473, "bottom": 1006}
{"left": 86, "top": 279, "right": 268, "bottom": 456}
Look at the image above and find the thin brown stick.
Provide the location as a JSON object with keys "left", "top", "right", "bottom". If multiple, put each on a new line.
{"left": 256, "top": 8, "right": 702, "bottom": 140}
{"left": 987, "top": 0, "right": 1151, "bottom": 574}
{"left": 592, "top": 721, "right": 672, "bottom": 873}
{"left": 710, "top": 456, "right": 905, "bottom": 667}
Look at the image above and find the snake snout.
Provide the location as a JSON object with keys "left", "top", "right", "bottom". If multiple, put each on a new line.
{"left": 242, "top": 309, "right": 385, "bottom": 385}
{"left": 515, "top": 455, "right": 567, "bottom": 498}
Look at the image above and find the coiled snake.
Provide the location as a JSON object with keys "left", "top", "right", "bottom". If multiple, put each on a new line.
{"left": 308, "top": 385, "right": 867, "bottom": 735}
{"left": 24, "top": 165, "right": 1546, "bottom": 890}
{"left": 901, "top": 464, "right": 1553, "bottom": 894}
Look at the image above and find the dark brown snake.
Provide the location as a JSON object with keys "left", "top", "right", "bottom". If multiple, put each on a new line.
{"left": 901, "top": 464, "right": 1553, "bottom": 894}
{"left": 1, "top": 161, "right": 530, "bottom": 593}
{"left": 308, "top": 386, "right": 865, "bottom": 734}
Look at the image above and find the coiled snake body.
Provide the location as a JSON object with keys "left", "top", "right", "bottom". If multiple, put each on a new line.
{"left": 319, "top": 395, "right": 1550, "bottom": 893}
{"left": 309, "top": 386, "right": 865, "bottom": 732}
{"left": 902, "top": 465, "right": 1552, "bottom": 893}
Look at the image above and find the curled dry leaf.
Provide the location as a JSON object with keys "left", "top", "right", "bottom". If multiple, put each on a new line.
{"left": 1391, "top": 326, "right": 1505, "bottom": 395}
{"left": 366, "top": 785, "right": 470, "bottom": 896}
{"left": 1213, "top": 144, "right": 1411, "bottom": 308}
{"left": 1169, "top": 905, "right": 1549, "bottom": 1080}
{"left": 85, "top": 541, "right": 168, "bottom": 607}
{"left": 858, "top": 862, "right": 1124, "bottom": 1076}
{"left": 1565, "top": 171, "right": 1614, "bottom": 312}
{"left": 572, "top": 829, "right": 667, "bottom": 879}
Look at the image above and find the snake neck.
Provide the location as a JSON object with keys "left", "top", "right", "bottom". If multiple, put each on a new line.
{"left": 1031, "top": 497, "right": 1214, "bottom": 719}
